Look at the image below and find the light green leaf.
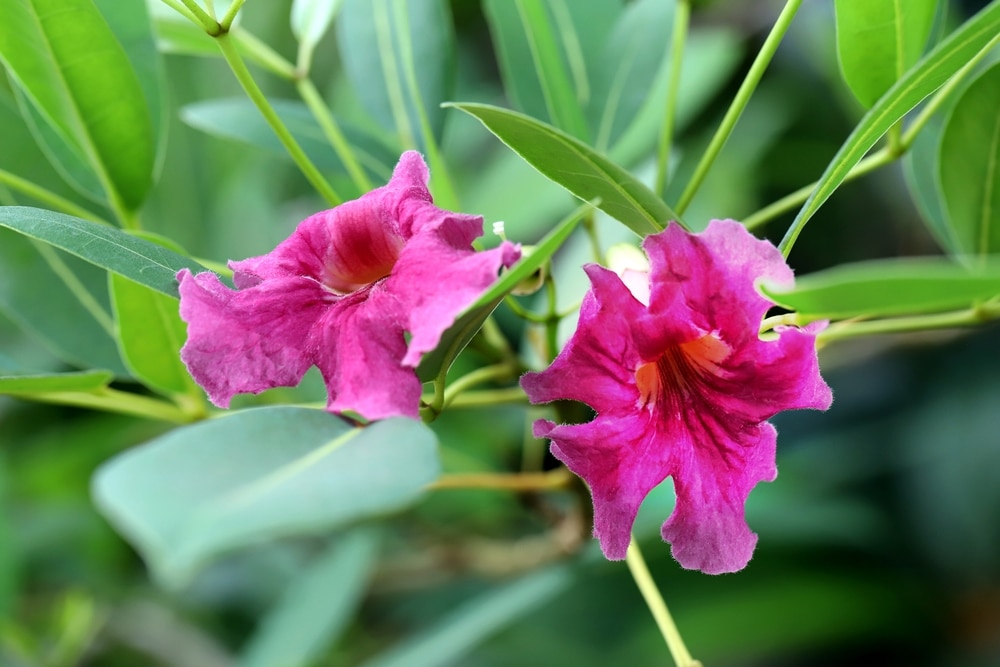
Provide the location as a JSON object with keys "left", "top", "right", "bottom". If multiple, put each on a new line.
{"left": 448, "top": 103, "right": 678, "bottom": 236}
{"left": 781, "top": 2, "right": 1000, "bottom": 254}
{"left": 0, "top": 207, "right": 205, "bottom": 297}
{"left": 240, "top": 530, "right": 380, "bottom": 667}
{"left": 835, "top": 0, "right": 937, "bottom": 108}
{"left": 416, "top": 201, "right": 593, "bottom": 381}
{"left": 336, "top": 0, "right": 454, "bottom": 150}
{"left": 150, "top": 9, "right": 217, "bottom": 56}
{"left": 938, "top": 62, "right": 1000, "bottom": 257}
{"left": 292, "top": 0, "right": 343, "bottom": 63}
{"left": 110, "top": 275, "right": 193, "bottom": 396}
{"left": 0, "top": 0, "right": 155, "bottom": 211}
{"left": 0, "top": 369, "right": 113, "bottom": 394}
{"left": 92, "top": 408, "right": 439, "bottom": 587}
{"left": 762, "top": 258, "right": 1000, "bottom": 320}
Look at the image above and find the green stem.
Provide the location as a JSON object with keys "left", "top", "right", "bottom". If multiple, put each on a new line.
{"left": 504, "top": 295, "right": 549, "bottom": 324}
{"left": 159, "top": 0, "right": 200, "bottom": 24}
{"left": 12, "top": 388, "right": 194, "bottom": 423}
{"left": 441, "top": 364, "right": 515, "bottom": 409}
{"left": 655, "top": 0, "right": 690, "bottom": 198}
{"left": 428, "top": 467, "right": 573, "bottom": 492}
{"left": 220, "top": 0, "right": 245, "bottom": 30}
{"left": 818, "top": 302, "right": 1000, "bottom": 344}
{"left": 33, "top": 241, "right": 115, "bottom": 335}
{"left": 583, "top": 212, "right": 602, "bottom": 264}
{"left": 544, "top": 274, "right": 560, "bottom": 362}
{"left": 0, "top": 170, "right": 107, "bottom": 224}
{"left": 675, "top": 0, "right": 803, "bottom": 216}
{"left": 176, "top": 0, "right": 221, "bottom": 34}
{"left": 296, "top": 79, "right": 375, "bottom": 194}
{"left": 214, "top": 32, "right": 343, "bottom": 206}
{"left": 445, "top": 387, "right": 529, "bottom": 409}
{"left": 231, "top": 30, "right": 298, "bottom": 79}
{"left": 625, "top": 537, "right": 701, "bottom": 667}
{"left": 743, "top": 148, "right": 894, "bottom": 230}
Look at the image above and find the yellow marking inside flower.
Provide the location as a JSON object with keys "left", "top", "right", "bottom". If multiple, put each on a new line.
{"left": 636, "top": 334, "right": 730, "bottom": 409}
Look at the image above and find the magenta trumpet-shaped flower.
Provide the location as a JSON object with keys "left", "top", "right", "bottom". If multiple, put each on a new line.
{"left": 521, "top": 220, "right": 831, "bottom": 574}
{"left": 177, "top": 151, "right": 520, "bottom": 420}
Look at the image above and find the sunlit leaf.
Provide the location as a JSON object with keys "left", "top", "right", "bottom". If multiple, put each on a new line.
{"left": 92, "top": 407, "right": 440, "bottom": 587}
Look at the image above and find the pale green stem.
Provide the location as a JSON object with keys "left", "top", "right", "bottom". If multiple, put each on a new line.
{"left": 504, "top": 295, "right": 549, "bottom": 324}
{"left": 159, "top": 0, "right": 199, "bottom": 24}
{"left": 818, "top": 302, "right": 1000, "bottom": 344}
{"left": 654, "top": 0, "right": 690, "bottom": 198}
{"left": 544, "top": 274, "right": 560, "bottom": 363}
{"left": 231, "top": 30, "right": 298, "bottom": 78}
{"left": 11, "top": 388, "right": 194, "bottom": 423}
{"left": 886, "top": 122, "right": 903, "bottom": 156}
{"left": 176, "top": 0, "right": 220, "bottom": 34}
{"left": 743, "top": 149, "right": 893, "bottom": 230}
{"left": 0, "top": 170, "right": 107, "bottom": 224}
{"left": 583, "top": 212, "right": 602, "bottom": 264}
{"left": 625, "top": 538, "right": 701, "bottom": 667}
{"left": 427, "top": 467, "right": 573, "bottom": 492}
{"left": 214, "top": 32, "right": 343, "bottom": 206}
{"left": 445, "top": 387, "right": 529, "bottom": 409}
{"left": 440, "top": 363, "right": 515, "bottom": 409}
{"left": 33, "top": 242, "right": 115, "bottom": 335}
{"left": 296, "top": 79, "right": 375, "bottom": 193}
{"left": 675, "top": 0, "right": 803, "bottom": 216}
{"left": 220, "top": 0, "right": 245, "bottom": 30}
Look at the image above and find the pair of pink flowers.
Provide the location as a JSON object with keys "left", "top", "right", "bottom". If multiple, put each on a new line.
{"left": 178, "top": 152, "right": 831, "bottom": 574}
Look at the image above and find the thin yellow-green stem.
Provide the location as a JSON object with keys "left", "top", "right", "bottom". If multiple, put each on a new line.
{"left": 655, "top": 0, "right": 690, "bottom": 198}
{"left": 159, "top": 0, "right": 199, "bottom": 24}
{"left": 625, "top": 538, "right": 701, "bottom": 667}
{"left": 0, "top": 170, "right": 107, "bottom": 224}
{"left": 675, "top": 0, "right": 803, "bottom": 215}
{"left": 818, "top": 302, "right": 1000, "bottom": 344}
{"left": 214, "top": 32, "right": 343, "bottom": 206}
{"left": 427, "top": 467, "right": 573, "bottom": 492}
{"left": 220, "top": 0, "right": 245, "bottom": 30}
{"left": 231, "top": 30, "right": 298, "bottom": 79}
{"left": 12, "top": 388, "right": 194, "bottom": 423}
{"left": 297, "top": 79, "right": 375, "bottom": 193}
{"left": 176, "top": 0, "right": 220, "bottom": 34}
{"left": 441, "top": 363, "right": 516, "bottom": 409}
{"left": 445, "top": 387, "right": 529, "bottom": 409}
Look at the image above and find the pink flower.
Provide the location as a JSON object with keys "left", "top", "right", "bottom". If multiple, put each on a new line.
{"left": 521, "top": 220, "right": 831, "bottom": 574}
{"left": 177, "top": 151, "right": 520, "bottom": 420}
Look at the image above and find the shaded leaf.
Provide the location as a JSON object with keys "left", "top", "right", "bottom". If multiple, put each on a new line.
{"left": 92, "top": 408, "right": 439, "bottom": 587}
{"left": 292, "top": 0, "right": 343, "bottom": 58}
{"left": 449, "top": 103, "right": 678, "bottom": 236}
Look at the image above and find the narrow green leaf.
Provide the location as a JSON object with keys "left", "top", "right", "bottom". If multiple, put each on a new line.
{"left": 181, "top": 98, "right": 396, "bottom": 186}
{"left": 0, "top": 0, "right": 155, "bottom": 211}
{"left": 93, "top": 408, "right": 439, "bottom": 587}
{"left": 416, "top": 201, "right": 593, "bottom": 381}
{"left": 762, "top": 258, "right": 1000, "bottom": 320}
{"left": 938, "top": 62, "right": 1000, "bottom": 256}
{"left": 336, "top": 0, "right": 454, "bottom": 149}
{"left": 0, "top": 228, "right": 128, "bottom": 374}
{"left": 781, "top": 2, "right": 1000, "bottom": 253}
{"left": 0, "top": 369, "right": 112, "bottom": 394}
{"left": 240, "top": 530, "right": 380, "bottom": 667}
{"left": 292, "top": 0, "right": 343, "bottom": 55}
{"left": 448, "top": 103, "right": 678, "bottom": 236}
{"left": 359, "top": 566, "right": 572, "bottom": 667}
{"left": 0, "top": 207, "right": 204, "bottom": 297}
{"left": 835, "top": 0, "right": 937, "bottom": 108}
{"left": 110, "top": 275, "right": 193, "bottom": 396}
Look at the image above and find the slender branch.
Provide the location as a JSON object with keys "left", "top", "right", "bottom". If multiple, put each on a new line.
{"left": 175, "top": 0, "right": 221, "bottom": 34}
{"left": 428, "top": 467, "right": 573, "bottom": 492}
{"left": 675, "top": 0, "right": 803, "bottom": 215}
{"left": 159, "top": 0, "right": 199, "bottom": 24}
{"left": 0, "top": 170, "right": 107, "bottom": 224}
{"left": 655, "top": 0, "right": 690, "bottom": 197}
{"left": 11, "top": 388, "right": 195, "bottom": 423}
{"left": 441, "top": 364, "right": 516, "bottom": 409}
{"left": 626, "top": 538, "right": 701, "bottom": 667}
{"left": 818, "top": 302, "right": 1000, "bottom": 344}
{"left": 231, "top": 30, "right": 298, "bottom": 79}
{"left": 213, "top": 32, "right": 343, "bottom": 206}
{"left": 220, "top": 0, "right": 245, "bottom": 31}
{"left": 296, "top": 79, "right": 374, "bottom": 193}
{"left": 445, "top": 387, "right": 529, "bottom": 409}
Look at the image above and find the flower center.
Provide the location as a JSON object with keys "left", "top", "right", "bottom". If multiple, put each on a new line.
{"left": 321, "top": 202, "right": 405, "bottom": 294}
{"left": 635, "top": 333, "right": 730, "bottom": 411}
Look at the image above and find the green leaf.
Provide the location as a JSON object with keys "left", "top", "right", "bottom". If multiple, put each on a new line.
{"left": 150, "top": 8, "right": 217, "bottom": 56}
{"left": 449, "top": 103, "right": 678, "bottom": 236}
{"left": 938, "top": 62, "right": 1000, "bottom": 257}
{"left": 416, "top": 201, "right": 592, "bottom": 381}
{"left": 0, "top": 0, "right": 155, "bottom": 211}
{"left": 240, "top": 529, "right": 380, "bottom": 667}
{"left": 835, "top": 0, "right": 937, "bottom": 108}
{"left": 336, "top": 0, "right": 454, "bottom": 150}
{"left": 359, "top": 566, "right": 572, "bottom": 667}
{"left": 0, "top": 369, "right": 112, "bottom": 394}
{"left": 761, "top": 258, "right": 1000, "bottom": 320}
{"left": 110, "top": 275, "right": 193, "bottom": 396}
{"left": 181, "top": 98, "right": 396, "bottom": 186}
{"left": 292, "top": 0, "right": 343, "bottom": 62}
{"left": 0, "top": 207, "right": 205, "bottom": 297}
{"left": 0, "top": 228, "right": 128, "bottom": 374}
{"left": 782, "top": 2, "right": 1000, "bottom": 252}
{"left": 903, "top": 112, "right": 956, "bottom": 252}
{"left": 92, "top": 407, "right": 439, "bottom": 587}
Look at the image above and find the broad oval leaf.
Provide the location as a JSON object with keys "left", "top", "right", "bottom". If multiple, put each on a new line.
{"left": 449, "top": 103, "right": 679, "bottom": 236}
{"left": 92, "top": 407, "right": 439, "bottom": 587}
{"left": 0, "top": 369, "right": 113, "bottom": 394}
{"left": 762, "top": 258, "right": 1000, "bottom": 320}
{"left": 780, "top": 2, "right": 1000, "bottom": 254}
{"left": 835, "top": 0, "right": 937, "bottom": 108}
{"left": 938, "top": 62, "right": 1000, "bottom": 257}
{"left": 0, "top": 0, "right": 155, "bottom": 211}
{"left": 0, "top": 207, "right": 204, "bottom": 297}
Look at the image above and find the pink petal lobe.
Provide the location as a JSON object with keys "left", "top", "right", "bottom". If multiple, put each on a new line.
{"left": 177, "top": 269, "right": 328, "bottom": 407}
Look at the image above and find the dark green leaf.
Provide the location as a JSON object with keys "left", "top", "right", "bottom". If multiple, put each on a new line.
{"left": 762, "top": 258, "right": 1000, "bottom": 320}
{"left": 0, "top": 0, "right": 155, "bottom": 210}
{"left": 0, "top": 369, "right": 113, "bottom": 394}
{"left": 938, "top": 62, "right": 1000, "bottom": 256}
{"left": 0, "top": 207, "right": 204, "bottom": 297}
{"left": 92, "top": 407, "right": 439, "bottom": 587}
{"left": 241, "top": 529, "right": 380, "bottom": 667}
{"left": 835, "top": 0, "right": 937, "bottom": 108}
{"left": 448, "top": 103, "right": 678, "bottom": 236}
